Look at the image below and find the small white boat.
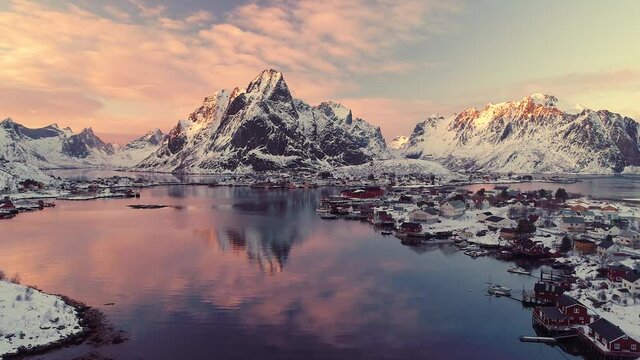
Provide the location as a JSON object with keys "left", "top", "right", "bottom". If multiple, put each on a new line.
{"left": 487, "top": 283, "right": 512, "bottom": 296}
{"left": 320, "top": 213, "right": 338, "bottom": 220}
{"left": 507, "top": 266, "right": 530, "bottom": 275}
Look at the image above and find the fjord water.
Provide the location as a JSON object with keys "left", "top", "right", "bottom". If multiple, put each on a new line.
{"left": 1, "top": 186, "right": 585, "bottom": 360}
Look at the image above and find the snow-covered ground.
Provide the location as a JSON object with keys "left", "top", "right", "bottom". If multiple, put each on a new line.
{"left": 0, "top": 280, "right": 82, "bottom": 358}
{"left": 0, "top": 162, "right": 58, "bottom": 192}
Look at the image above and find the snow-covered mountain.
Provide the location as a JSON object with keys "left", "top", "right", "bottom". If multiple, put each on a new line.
{"left": 0, "top": 118, "right": 165, "bottom": 170}
{"left": 403, "top": 94, "right": 640, "bottom": 174}
{"left": 111, "top": 129, "right": 166, "bottom": 167}
{"left": 137, "top": 69, "right": 390, "bottom": 173}
{"left": 389, "top": 136, "right": 409, "bottom": 150}
{"left": 0, "top": 118, "right": 116, "bottom": 168}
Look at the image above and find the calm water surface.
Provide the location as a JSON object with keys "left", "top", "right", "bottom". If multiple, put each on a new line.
{"left": 462, "top": 175, "right": 640, "bottom": 200}
{"left": 2, "top": 186, "right": 584, "bottom": 359}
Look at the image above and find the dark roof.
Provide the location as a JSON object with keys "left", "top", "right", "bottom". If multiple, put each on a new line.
{"left": 446, "top": 200, "right": 466, "bottom": 209}
{"left": 485, "top": 216, "right": 506, "bottom": 223}
{"left": 562, "top": 217, "right": 585, "bottom": 224}
{"left": 623, "top": 272, "right": 640, "bottom": 283}
{"left": 539, "top": 306, "right": 565, "bottom": 320}
{"left": 534, "top": 282, "right": 564, "bottom": 294}
{"left": 423, "top": 207, "right": 440, "bottom": 215}
{"left": 598, "top": 240, "right": 615, "bottom": 249}
{"left": 557, "top": 294, "right": 582, "bottom": 308}
{"left": 589, "top": 318, "right": 627, "bottom": 342}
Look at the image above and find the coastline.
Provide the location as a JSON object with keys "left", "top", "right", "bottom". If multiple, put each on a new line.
{"left": 0, "top": 282, "right": 126, "bottom": 359}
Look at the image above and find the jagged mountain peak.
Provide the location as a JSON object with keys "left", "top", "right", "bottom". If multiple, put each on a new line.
{"left": 523, "top": 93, "right": 559, "bottom": 107}
{"left": 137, "top": 69, "right": 390, "bottom": 172}
{"left": 245, "top": 69, "right": 290, "bottom": 100}
{"left": 317, "top": 101, "right": 353, "bottom": 125}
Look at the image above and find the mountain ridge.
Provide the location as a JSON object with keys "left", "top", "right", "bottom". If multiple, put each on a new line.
{"left": 137, "top": 69, "right": 390, "bottom": 173}
{"left": 402, "top": 94, "right": 640, "bottom": 174}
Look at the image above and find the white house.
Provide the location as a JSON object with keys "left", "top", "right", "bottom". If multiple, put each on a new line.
{"left": 622, "top": 273, "right": 640, "bottom": 297}
{"left": 601, "top": 205, "right": 620, "bottom": 223}
{"left": 484, "top": 216, "right": 513, "bottom": 229}
{"left": 473, "top": 198, "right": 491, "bottom": 210}
{"left": 409, "top": 208, "right": 439, "bottom": 223}
{"left": 589, "top": 224, "right": 621, "bottom": 239}
{"left": 597, "top": 240, "right": 623, "bottom": 261}
{"left": 618, "top": 230, "right": 640, "bottom": 249}
{"left": 560, "top": 217, "right": 586, "bottom": 233}
{"left": 441, "top": 200, "right": 466, "bottom": 218}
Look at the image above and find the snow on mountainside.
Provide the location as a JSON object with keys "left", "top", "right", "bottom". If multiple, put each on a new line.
{"left": 334, "top": 159, "right": 451, "bottom": 178}
{"left": 403, "top": 94, "right": 640, "bottom": 174}
{"left": 0, "top": 118, "right": 116, "bottom": 168}
{"left": 111, "top": 129, "right": 166, "bottom": 167}
{"left": 389, "top": 136, "right": 409, "bottom": 150}
{"left": 0, "top": 118, "right": 165, "bottom": 171}
{"left": 0, "top": 161, "right": 57, "bottom": 191}
{"left": 137, "top": 69, "right": 390, "bottom": 173}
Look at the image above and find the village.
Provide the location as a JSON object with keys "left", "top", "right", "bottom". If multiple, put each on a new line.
{"left": 3, "top": 170, "right": 640, "bottom": 358}
{"left": 318, "top": 183, "right": 640, "bottom": 359}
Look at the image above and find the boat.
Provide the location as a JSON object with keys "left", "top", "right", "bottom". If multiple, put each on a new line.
{"left": 507, "top": 266, "right": 530, "bottom": 275}
{"left": 487, "top": 283, "right": 512, "bottom": 296}
{"left": 320, "top": 213, "right": 338, "bottom": 220}
{"left": 381, "top": 231, "right": 393, "bottom": 235}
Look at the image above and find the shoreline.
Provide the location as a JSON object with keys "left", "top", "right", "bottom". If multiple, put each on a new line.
{"left": 1, "top": 284, "right": 126, "bottom": 360}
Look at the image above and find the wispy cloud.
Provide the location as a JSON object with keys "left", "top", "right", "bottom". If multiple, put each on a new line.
{"left": 0, "top": 0, "right": 461, "bottom": 140}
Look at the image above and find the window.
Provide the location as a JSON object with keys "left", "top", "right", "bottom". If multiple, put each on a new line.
{"left": 579, "top": 317, "right": 584, "bottom": 321}
{"left": 632, "top": 344, "right": 637, "bottom": 351}
{"left": 614, "top": 344, "right": 620, "bottom": 350}
{"left": 574, "top": 308, "right": 580, "bottom": 314}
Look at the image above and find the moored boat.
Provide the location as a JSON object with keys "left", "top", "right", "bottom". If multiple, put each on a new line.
{"left": 507, "top": 266, "right": 530, "bottom": 275}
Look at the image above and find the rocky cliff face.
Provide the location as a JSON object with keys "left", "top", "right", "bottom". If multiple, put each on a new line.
{"left": 403, "top": 94, "right": 640, "bottom": 174}
{"left": 138, "top": 69, "right": 390, "bottom": 173}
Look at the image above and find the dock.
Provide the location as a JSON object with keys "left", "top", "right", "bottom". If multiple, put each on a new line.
{"left": 519, "top": 336, "right": 557, "bottom": 344}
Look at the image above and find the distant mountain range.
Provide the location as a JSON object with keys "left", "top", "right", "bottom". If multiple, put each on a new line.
{"left": 0, "top": 118, "right": 165, "bottom": 169}
{"left": 1, "top": 71, "right": 639, "bottom": 178}
{"left": 401, "top": 94, "right": 640, "bottom": 174}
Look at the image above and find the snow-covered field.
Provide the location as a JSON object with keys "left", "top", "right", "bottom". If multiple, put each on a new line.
{"left": 0, "top": 280, "right": 82, "bottom": 358}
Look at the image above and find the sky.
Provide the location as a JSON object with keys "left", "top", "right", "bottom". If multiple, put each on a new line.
{"left": 1, "top": 0, "right": 639, "bottom": 144}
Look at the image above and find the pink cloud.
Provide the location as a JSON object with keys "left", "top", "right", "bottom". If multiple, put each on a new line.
{"left": 0, "top": 0, "right": 461, "bottom": 139}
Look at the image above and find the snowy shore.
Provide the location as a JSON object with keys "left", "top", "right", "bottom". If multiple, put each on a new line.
{"left": 0, "top": 280, "right": 82, "bottom": 358}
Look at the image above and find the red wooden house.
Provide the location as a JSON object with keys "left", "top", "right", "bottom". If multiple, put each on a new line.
{"left": 533, "top": 306, "right": 570, "bottom": 330}
{"left": 582, "top": 318, "right": 640, "bottom": 357}
{"left": 556, "top": 295, "right": 591, "bottom": 325}
{"left": 607, "top": 264, "right": 632, "bottom": 283}
{"left": 533, "top": 295, "right": 591, "bottom": 331}
{"left": 512, "top": 238, "right": 547, "bottom": 257}
{"left": 399, "top": 222, "right": 422, "bottom": 235}
{"left": 534, "top": 281, "right": 565, "bottom": 304}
